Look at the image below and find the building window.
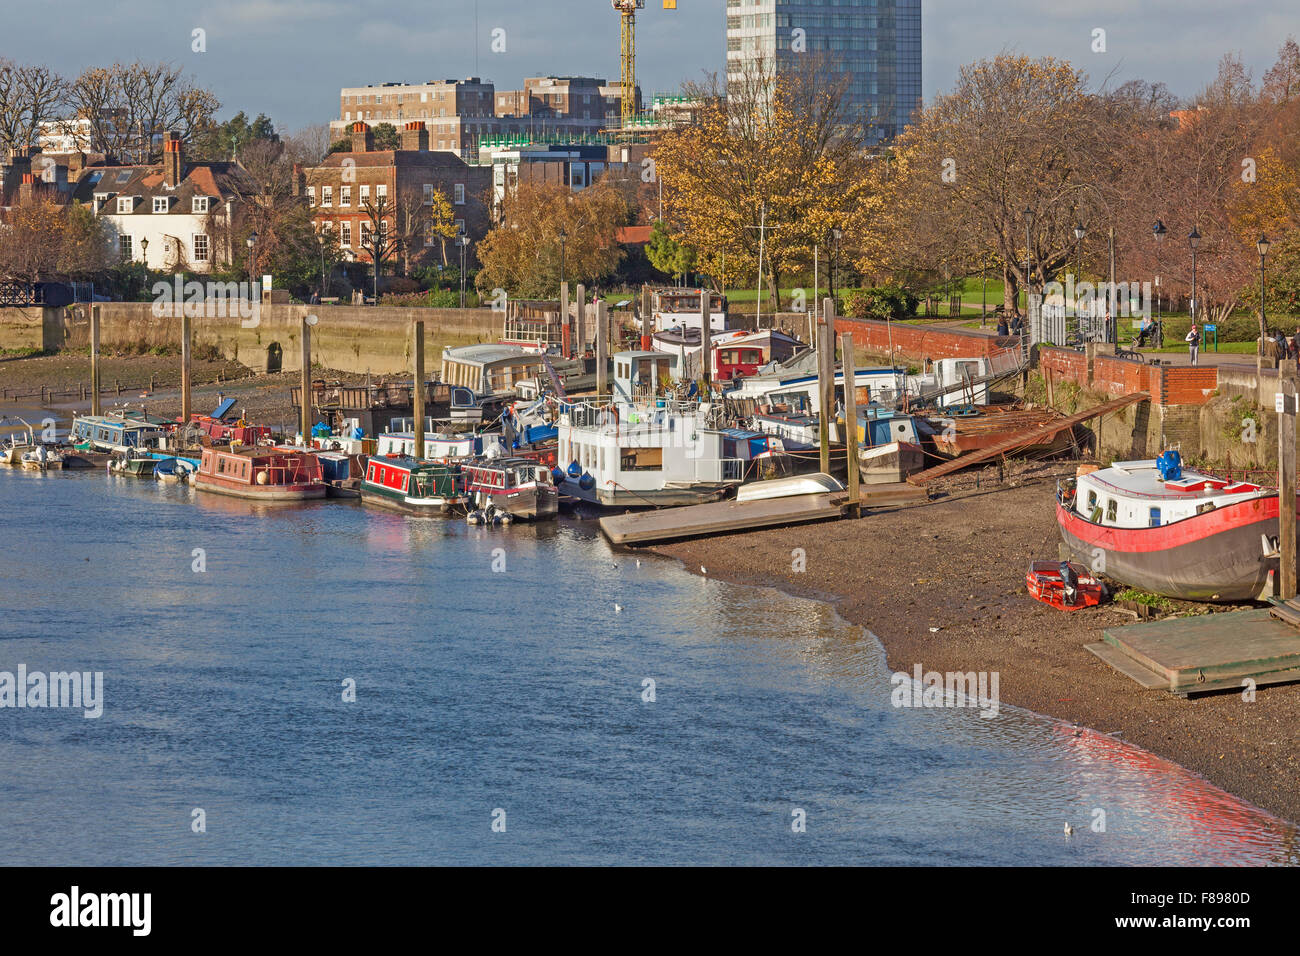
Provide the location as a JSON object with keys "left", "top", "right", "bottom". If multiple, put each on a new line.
{"left": 339, "top": 185, "right": 351, "bottom": 206}
{"left": 306, "top": 186, "right": 315, "bottom": 205}
{"left": 453, "top": 183, "right": 465, "bottom": 205}
{"left": 119, "top": 235, "right": 133, "bottom": 259}
{"left": 376, "top": 184, "right": 387, "bottom": 198}
{"left": 359, "top": 220, "right": 371, "bottom": 247}
{"left": 340, "top": 221, "right": 352, "bottom": 246}
{"left": 422, "top": 183, "right": 436, "bottom": 204}
{"left": 192, "top": 196, "right": 211, "bottom": 214}
{"left": 455, "top": 218, "right": 465, "bottom": 235}
{"left": 321, "top": 185, "right": 333, "bottom": 207}
{"left": 360, "top": 184, "right": 370, "bottom": 202}
{"left": 116, "top": 197, "right": 133, "bottom": 214}
{"left": 152, "top": 197, "right": 169, "bottom": 213}
{"left": 193, "top": 234, "right": 210, "bottom": 262}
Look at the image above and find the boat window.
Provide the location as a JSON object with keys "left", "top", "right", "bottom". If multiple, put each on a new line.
{"left": 1149, "top": 507, "right": 1161, "bottom": 527}
{"left": 621, "top": 447, "right": 663, "bottom": 471}
{"left": 1105, "top": 499, "right": 1118, "bottom": 523}
{"left": 1086, "top": 490, "right": 1097, "bottom": 510}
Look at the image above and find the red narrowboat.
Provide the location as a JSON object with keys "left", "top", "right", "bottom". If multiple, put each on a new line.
{"left": 194, "top": 446, "right": 326, "bottom": 501}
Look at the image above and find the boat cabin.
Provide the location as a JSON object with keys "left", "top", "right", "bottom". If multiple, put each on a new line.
{"left": 70, "top": 413, "right": 168, "bottom": 453}
{"left": 375, "top": 431, "right": 509, "bottom": 461}
{"left": 195, "top": 446, "right": 325, "bottom": 498}
{"left": 364, "top": 456, "right": 463, "bottom": 501}
{"left": 645, "top": 288, "right": 728, "bottom": 334}
{"left": 441, "top": 344, "right": 549, "bottom": 397}
{"left": 612, "top": 351, "right": 675, "bottom": 403}
{"left": 1071, "top": 460, "right": 1266, "bottom": 529}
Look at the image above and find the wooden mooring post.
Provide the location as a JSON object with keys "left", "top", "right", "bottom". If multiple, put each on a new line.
{"left": 701, "top": 290, "right": 712, "bottom": 394}
{"left": 817, "top": 315, "right": 831, "bottom": 475}
{"left": 560, "top": 282, "right": 571, "bottom": 359}
{"left": 575, "top": 283, "right": 587, "bottom": 357}
{"left": 90, "top": 305, "right": 101, "bottom": 415}
{"left": 1280, "top": 358, "right": 1298, "bottom": 599}
{"left": 595, "top": 298, "right": 609, "bottom": 397}
{"left": 300, "top": 315, "right": 313, "bottom": 442}
{"left": 412, "top": 319, "right": 426, "bottom": 460}
{"left": 840, "top": 331, "right": 861, "bottom": 515}
{"left": 181, "top": 312, "right": 192, "bottom": 424}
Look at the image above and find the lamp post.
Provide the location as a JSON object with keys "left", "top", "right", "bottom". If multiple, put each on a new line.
{"left": 831, "top": 226, "right": 842, "bottom": 310}
{"left": 1188, "top": 226, "right": 1201, "bottom": 330}
{"left": 1152, "top": 220, "right": 1166, "bottom": 346}
{"left": 140, "top": 237, "right": 150, "bottom": 271}
{"left": 1259, "top": 234, "right": 1271, "bottom": 363}
{"left": 1073, "top": 222, "right": 1086, "bottom": 315}
{"left": 458, "top": 234, "right": 468, "bottom": 309}
{"left": 558, "top": 227, "right": 568, "bottom": 297}
{"left": 245, "top": 232, "right": 256, "bottom": 291}
{"left": 1023, "top": 206, "right": 1035, "bottom": 317}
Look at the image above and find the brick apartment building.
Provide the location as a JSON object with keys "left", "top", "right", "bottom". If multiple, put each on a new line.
{"left": 332, "top": 76, "right": 641, "bottom": 157}
{"left": 301, "top": 122, "right": 492, "bottom": 270}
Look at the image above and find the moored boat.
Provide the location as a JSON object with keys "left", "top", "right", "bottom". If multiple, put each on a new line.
{"left": 193, "top": 446, "right": 326, "bottom": 501}
{"left": 20, "top": 444, "right": 64, "bottom": 470}
{"left": 462, "top": 457, "right": 558, "bottom": 520}
{"left": 107, "top": 449, "right": 157, "bottom": 477}
{"left": 1026, "top": 561, "right": 1104, "bottom": 611}
{"left": 1056, "top": 451, "right": 1292, "bottom": 602}
{"left": 70, "top": 411, "right": 169, "bottom": 454}
{"left": 359, "top": 456, "right": 464, "bottom": 514}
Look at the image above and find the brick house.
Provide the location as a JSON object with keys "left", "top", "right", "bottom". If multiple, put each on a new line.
{"left": 300, "top": 122, "right": 491, "bottom": 272}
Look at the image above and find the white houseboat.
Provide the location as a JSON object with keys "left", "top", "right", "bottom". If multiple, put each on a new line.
{"left": 555, "top": 351, "right": 749, "bottom": 508}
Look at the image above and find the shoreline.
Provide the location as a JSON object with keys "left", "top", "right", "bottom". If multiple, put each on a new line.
{"left": 650, "top": 464, "right": 1300, "bottom": 827}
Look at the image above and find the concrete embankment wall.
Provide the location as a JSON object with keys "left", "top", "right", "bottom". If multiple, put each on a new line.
{"left": 1, "top": 303, "right": 503, "bottom": 375}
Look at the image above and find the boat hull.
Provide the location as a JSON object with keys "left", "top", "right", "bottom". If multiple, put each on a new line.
{"left": 476, "top": 486, "right": 559, "bottom": 520}
{"left": 194, "top": 477, "right": 326, "bottom": 501}
{"left": 1056, "top": 497, "right": 1296, "bottom": 602}
{"left": 359, "top": 485, "right": 458, "bottom": 514}
{"left": 557, "top": 478, "right": 733, "bottom": 509}
{"left": 859, "top": 441, "right": 925, "bottom": 484}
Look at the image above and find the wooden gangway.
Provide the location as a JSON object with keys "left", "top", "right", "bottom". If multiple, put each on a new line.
{"left": 907, "top": 392, "right": 1150, "bottom": 485}
{"left": 599, "top": 483, "right": 926, "bottom": 546}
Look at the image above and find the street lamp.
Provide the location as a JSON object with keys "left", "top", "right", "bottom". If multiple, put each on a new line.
{"left": 245, "top": 232, "right": 257, "bottom": 290}
{"left": 1152, "top": 220, "right": 1167, "bottom": 342}
{"left": 139, "top": 237, "right": 149, "bottom": 269}
{"left": 1188, "top": 226, "right": 1201, "bottom": 328}
{"left": 1023, "top": 206, "right": 1035, "bottom": 317}
{"left": 831, "top": 227, "right": 842, "bottom": 308}
{"left": 1073, "top": 222, "right": 1086, "bottom": 312}
{"left": 558, "top": 227, "right": 568, "bottom": 297}
{"left": 1259, "top": 234, "right": 1271, "bottom": 360}
{"left": 458, "top": 234, "right": 468, "bottom": 309}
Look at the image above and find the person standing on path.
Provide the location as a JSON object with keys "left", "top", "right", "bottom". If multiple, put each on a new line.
{"left": 1186, "top": 324, "right": 1200, "bottom": 366}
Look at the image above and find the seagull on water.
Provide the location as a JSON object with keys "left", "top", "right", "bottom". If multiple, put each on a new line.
{"left": 614, "top": 603, "right": 623, "bottom": 613}
{"left": 635, "top": 558, "right": 641, "bottom": 567}
{"left": 700, "top": 565, "right": 707, "bottom": 575}
{"left": 1064, "top": 822, "right": 1074, "bottom": 836}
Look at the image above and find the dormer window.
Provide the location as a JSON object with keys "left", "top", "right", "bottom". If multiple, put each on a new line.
{"left": 116, "top": 197, "right": 134, "bottom": 214}
{"left": 192, "top": 196, "right": 211, "bottom": 214}
{"left": 152, "top": 197, "right": 170, "bottom": 214}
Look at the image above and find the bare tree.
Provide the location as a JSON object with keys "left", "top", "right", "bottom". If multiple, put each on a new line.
{"left": 0, "top": 61, "right": 64, "bottom": 155}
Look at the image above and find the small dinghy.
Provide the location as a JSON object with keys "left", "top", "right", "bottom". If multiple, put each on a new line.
{"left": 735, "top": 472, "right": 844, "bottom": 503}
{"left": 1026, "top": 560, "right": 1104, "bottom": 612}
{"left": 107, "top": 448, "right": 157, "bottom": 478}
{"left": 153, "top": 457, "right": 196, "bottom": 483}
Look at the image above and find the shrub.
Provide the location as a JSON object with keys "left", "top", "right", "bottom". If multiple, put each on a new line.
{"left": 845, "top": 285, "right": 919, "bottom": 320}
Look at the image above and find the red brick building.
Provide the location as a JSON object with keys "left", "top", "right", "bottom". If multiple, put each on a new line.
{"left": 300, "top": 122, "right": 492, "bottom": 271}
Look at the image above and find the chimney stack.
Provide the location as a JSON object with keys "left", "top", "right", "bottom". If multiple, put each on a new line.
{"left": 18, "top": 172, "right": 35, "bottom": 205}
{"left": 401, "top": 121, "right": 429, "bottom": 151}
{"left": 351, "top": 121, "right": 374, "bottom": 153}
{"left": 292, "top": 163, "right": 306, "bottom": 197}
{"left": 163, "top": 131, "right": 183, "bottom": 188}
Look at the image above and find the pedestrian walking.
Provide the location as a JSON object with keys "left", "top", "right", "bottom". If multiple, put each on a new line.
{"left": 1186, "top": 324, "right": 1200, "bottom": 366}
{"left": 996, "top": 316, "right": 1009, "bottom": 336}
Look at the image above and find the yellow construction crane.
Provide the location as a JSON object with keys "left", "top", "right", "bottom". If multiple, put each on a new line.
{"left": 612, "top": 1, "right": 645, "bottom": 129}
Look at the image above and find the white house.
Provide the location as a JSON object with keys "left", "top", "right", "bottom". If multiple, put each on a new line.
{"left": 72, "top": 132, "right": 255, "bottom": 273}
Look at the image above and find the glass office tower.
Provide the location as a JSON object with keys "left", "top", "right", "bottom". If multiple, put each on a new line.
{"left": 725, "top": 0, "right": 922, "bottom": 143}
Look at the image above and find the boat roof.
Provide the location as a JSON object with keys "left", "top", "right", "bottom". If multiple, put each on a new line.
{"left": 719, "top": 428, "right": 769, "bottom": 440}
{"left": 1083, "top": 460, "right": 1265, "bottom": 501}
{"left": 367, "top": 455, "right": 456, "bottom": 472}
{"left": 442, "top": 344, "right": 532, "bottom": 366}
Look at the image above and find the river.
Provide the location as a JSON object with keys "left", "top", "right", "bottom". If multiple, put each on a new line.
{"left": 0, "top": 464, "right": 1295, "bottom": 865}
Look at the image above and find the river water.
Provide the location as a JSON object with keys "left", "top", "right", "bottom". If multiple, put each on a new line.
{"left": 0, "top": 464, "right": 1296, "bottom": 865}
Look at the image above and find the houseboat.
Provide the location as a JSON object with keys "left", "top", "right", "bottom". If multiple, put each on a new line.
{"left": 441, "top": 344, "right": 555, "bottom": 399}
{"left": 462, "top": 457, "right": 559, "bottom": 520}
{"left": 375, "top": 430, "right": 509, "bottom": 462}
{"left": 637, "top": 288, "right": 728, "bottom": 334}
{"left": 851, "top": 404, "right": 927, "bottom": 483}
{"left": 1056, "top": 452, "right": 1295, "bottom": 601}
{"left": 555, "top": 351, "right": 747, "bottom": 508}
{"left": 193, "top": 446, "right": 326, "bottom": 501}
{"left": 70, "top": 412, "right": 169, "bottom": 454}
{"left": 359, "top": 457, "right": 465, "bottom": 515}
{"left": 651, "top": 328, "right": 804, "bottom": 385}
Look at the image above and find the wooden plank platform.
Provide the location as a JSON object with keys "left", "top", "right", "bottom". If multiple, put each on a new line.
{"left": 1097, "top": 607, "right": 1300, "bottom": 696}
{"left": 908, "top": 392, "right": 1150, "bottom": 485}
{"left": 600, "top": 492, "right": 846, "bottom": 545}
{"left": 599, "top": 482, "right": 927, "bottom": 546}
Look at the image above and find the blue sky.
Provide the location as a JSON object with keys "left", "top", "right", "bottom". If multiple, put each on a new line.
{"left": 1, "top": 1, "right": 1295, "bottom": 133}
